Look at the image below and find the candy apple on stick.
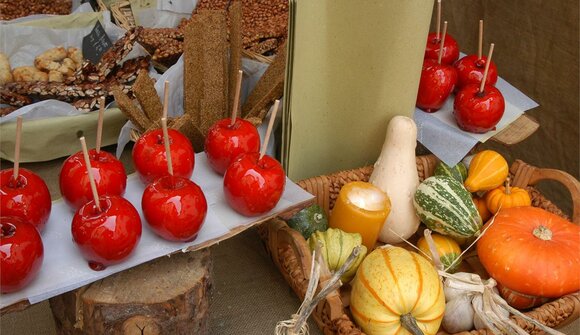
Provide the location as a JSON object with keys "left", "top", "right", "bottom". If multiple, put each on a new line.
{"left": 0, "top": 216, "right": 44, "bottom": 293}
{"left": 454, "top": 20, "right": 498, "bottom": 89}
{"left": 0, "top": 117, "right": 51, "bottom": 232}
{"left": 424, "top": 0, "right": 459, "bottom": 65}
{"left": 454, "top": 43, "right": 505, "bottom": 133}
{"left": 205, "top": 70, "right": 260, "bottom": 175}
{"left": 416, "top": 21, "right": 458, "bottom": 113}
{"left": 224, "top": 100, "right": 286, "bottom": 216}
{"left": 142, "top": 117, "right": 208, "bottom": 242}
{"left": 133, "top": 81, "right": 195, "bottom": 184}
{"left": 60, "top": 97, "right": 127, "bottom": 210}
{"left": 71, "top": 137, "right": 142, "bottom": 271}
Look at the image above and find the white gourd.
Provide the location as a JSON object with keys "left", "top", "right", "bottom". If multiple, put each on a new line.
{"left": 369, "top": 116, "right": 420, "bottom": 243}
{"left": 442, "top": 295, "right": 475, "bottom": 333}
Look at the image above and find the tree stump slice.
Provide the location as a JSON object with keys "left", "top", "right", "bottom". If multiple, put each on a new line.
{"left": 49, "top": 249, "right": 212, "bottom": 335}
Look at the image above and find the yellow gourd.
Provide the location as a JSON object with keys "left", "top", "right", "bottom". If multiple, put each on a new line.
{"left": 473, "top": 196, "right": 492, "bottom": 222}
{"left": 417, "top": 234, "right": 462, "bottom": 273}
{"left": 464, "top": 150, "right": 508, "bottom": 192}
{"left": 485, "top": 177, "right": 531, "bottom": 214}
{"left": 350, "top": 246, "right": 445, "bottom": 335}
{"left": 307, "top": 228, "right": 367, "bottom": 282}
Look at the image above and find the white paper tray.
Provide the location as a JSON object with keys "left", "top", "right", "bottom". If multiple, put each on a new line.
{"left": 0, "top": 153, "right": 314, "bottom": 310}
{"left": 414, "top": 56, "right": 539, "bottom": 166}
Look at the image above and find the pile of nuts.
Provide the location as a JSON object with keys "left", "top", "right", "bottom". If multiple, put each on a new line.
{"left": 192, "top": 0, "right": 288, "bottom": 55}
{"left": 0, "top": 0, "right": 71, "bottom": 21}
{"left": 137, "top": 0, "right": 289, "bottom": 70}
{"left": 0, "top": 28, "right": 150, "bottom": 114}
{"left": 137, "top": 28, "right": 184, "bottom": 68}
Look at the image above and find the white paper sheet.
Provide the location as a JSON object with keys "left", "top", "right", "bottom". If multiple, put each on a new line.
{"left": 156, "top": 0, "right": 197, "bottom": 14}
{"left": 414, "top": 67, "right": 538, "bottom": 166}
{"left": 0, "top": 153, "right": 314, "bottom": 308}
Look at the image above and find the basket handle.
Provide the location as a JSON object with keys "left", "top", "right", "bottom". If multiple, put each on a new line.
{"left": 267, "top": 219, "right": 314, "bottom": 284}
{"left": 510, "top": 160, "right": 580, "bottom": 224}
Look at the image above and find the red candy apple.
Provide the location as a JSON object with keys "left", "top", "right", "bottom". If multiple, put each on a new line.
{"left": 425, "top": 32, "right": 460, "bottom": 65}
{"left": 133, "top": 129, "right": 195, "bottom": 184}
{"left": 416, "top": 58, "right": 458, "bottom": 112}
{"left": 0, "top": 216, "right": 44, "bottom": 293}
{"left": 1, "top": 169, "right": 51, "bottom": 232}
{"left": 205, "top": 118, "right": 261, "bottom": 175}
{"left": 72, "top": 195, "right": 142, "bottom": 271}
{"left": 59, "top": 149, "right": 127, "bottom": 211}
{"left": 454, "top": 54, "right": 498, "bottom": 90}
{"left": 223, "top": 152, "right": 286, "bottom": 216}
{"left": 142, "top": 175, "right": 207, "bottom": 242}
{"left": 453, "top": 83, "right": 505, "bottom": 133}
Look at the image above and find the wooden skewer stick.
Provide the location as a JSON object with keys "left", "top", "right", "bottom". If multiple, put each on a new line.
{"left": 80, "top": 136, "right": 101, "bottom": 212}
{"left": 259, "top": 99, "right": 280, "bottom": 160}
{"left": 478, "top": 19, "right": 484, "bottom": 60}
{"left": 479, "top": 43, "right": 495, "bottom": 93}
{"left": 96, "top": 96, "right": 105, "bottom": 153}
{"left": 438, "top": 21, "right": 448, "bottom": 64}
{"left": 162, "top": 80, "right": 169, "bottom": 120}
{"left": 161, "top": 117, "right": 174, "bottom": 176}
{"left": 12, "top": 116, "right": 23, "bottom": 180}
{"left": 230, "top": 70, "right": 244, "bottom": 126}
{"left": 436, "top": 0, "right": 442, "bottom": 40}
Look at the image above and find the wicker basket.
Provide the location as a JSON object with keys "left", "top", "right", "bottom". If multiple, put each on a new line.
{"left": 258, "top": 155, "right": 580, "bottom": 335}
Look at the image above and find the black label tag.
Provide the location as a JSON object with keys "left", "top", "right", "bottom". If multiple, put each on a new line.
{"left": 82, "top": 21, "right": 113, "bottom": 64}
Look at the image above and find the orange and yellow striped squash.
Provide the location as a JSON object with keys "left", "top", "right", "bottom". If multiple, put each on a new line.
{"left": 417, "top": 233, "right": 462, "bottom": 273}
{"left": 350, "top": 246, "right": 445, "bottom": 335}
{"left": 464, "top": 150, "right": 508, "bottom": 192}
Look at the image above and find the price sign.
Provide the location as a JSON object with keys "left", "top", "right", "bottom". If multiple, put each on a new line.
{"left": 82, "top": 21, "right": 113, "bottom": 64}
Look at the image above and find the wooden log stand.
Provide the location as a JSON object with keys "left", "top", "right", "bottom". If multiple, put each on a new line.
{"left": 49, "top": 249, "right": 212, "bottom": 335}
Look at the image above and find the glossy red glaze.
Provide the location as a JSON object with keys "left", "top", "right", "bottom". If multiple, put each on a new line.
{"left": 223, "top": 152, "right": 285, "bottom": 216}
{"left": 1, "top": 169, "right": 51, "bottom": 232}
{"left": 142, "top": 175, "right": 207, "bottom": 242}
{"left": 204, "top": 118, "right": 261, "bottom": 175}
{"left": 132, "top": 129, "right": 195, "bottom": 184}
{"left": 454, "top": 54, "right": 498, "bottom": 89}
{"left": 416, "top": 59, "right": 458, "bottom": 113}
{"left": 59, "top": 149, "right": 127, "bottom": 211}
{"left": 453, "top": 84, "right": 505, "bottom": 133}
{"left": 424, "top": 32, "right": 460, "bottom": 65}
{"left": 72, "top": 196, "right": 142, "bottom": 271}
{"left": 0, "top": 216, "right": 44, "bottom": 293}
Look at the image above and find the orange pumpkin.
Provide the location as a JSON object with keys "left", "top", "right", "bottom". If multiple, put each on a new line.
{"left": 497, "top": 283, "right": 549, "bottom": 309}
{"left": 472, "top": 196, "right": 491, "bottom": 222}
{"left": 477, "top": 207, "right": 580, "bottom": 298}
{"left": 485, "top": 177, "right": 531, "bottom": 214}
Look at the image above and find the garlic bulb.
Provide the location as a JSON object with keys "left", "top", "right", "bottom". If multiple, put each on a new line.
{"left": 443, "top": 272, "right": 480, "bottom": 301}
{"left": 442, "top": 295, "right": 474, "bottom": 333}
{"left": 444, "top": 284, "right": 466, "bottom": 302}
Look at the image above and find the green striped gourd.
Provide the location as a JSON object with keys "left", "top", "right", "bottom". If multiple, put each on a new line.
{"left": 414, "top": 175, "right": 482, "bottom": 238}
{"left": 434, "top": 161, "right": 468, "bottom": 183}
